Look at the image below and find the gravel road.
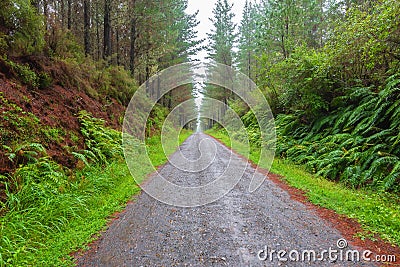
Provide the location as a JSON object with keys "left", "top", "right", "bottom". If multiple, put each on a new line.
{"left": 76, "top": 133, "right": 375, "bottom": 267}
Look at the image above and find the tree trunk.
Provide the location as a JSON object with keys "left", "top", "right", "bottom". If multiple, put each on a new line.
{"left": 67, "top": 0, "right": 72, "bottom": 30}
{"left": 61, "top": 0, "right": 65, "bottom": 28}
{"left": 129, "top": 18, "right": 136, "bottom": 75}
{"left": 84, "top": 0, "right": 91, "bottom": 56}
{"left": 281, "top": 34, "right": 287, "bottom": 59}
{"left": 103, "top": 0, "right": 112, "bottom": 60}
{"left": 43, "top": 0, "right": 48, "bottom": 30}
{"left": 96, "top": 16, "right": 101, "bottom": 60}
{"left": 116, "top": 29, "right": 120, "bottom": 65}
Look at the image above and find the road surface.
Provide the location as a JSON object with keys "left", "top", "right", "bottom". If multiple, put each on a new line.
{"left": 76, "top": 133, "right": 374, "bottom": 266}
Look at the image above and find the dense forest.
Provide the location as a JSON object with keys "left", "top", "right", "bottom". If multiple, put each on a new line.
{"left": 0, "top": 0, "right": 201, "bottom": 104}
{"left": 206, "top": 0, "right": 400, "bottom": 193}
{"left": 0, "top": 0, "right": 399, "bottom": 265}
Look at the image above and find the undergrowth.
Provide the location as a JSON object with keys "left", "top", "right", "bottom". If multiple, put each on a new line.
{"left": 0, "top": 111, "right": 191, "bottom": 266}
{"left": 224, "top": 73, "right": 400, "bottom": 193}
{"left": 275, "top": 74, "right": 400, "bottom": 192}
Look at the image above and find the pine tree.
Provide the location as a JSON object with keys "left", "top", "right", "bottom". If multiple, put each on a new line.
{"left": 206, "top": 0, "right": 236, "bottom": 66}
{"left": 237, "top": 0, "right": 258, "bottom": 80}
{"left": 83, "top": 0, "right": 91, "bottom": 56}
{"left": 203, "top": 0, "right": 237, "bottom": 128}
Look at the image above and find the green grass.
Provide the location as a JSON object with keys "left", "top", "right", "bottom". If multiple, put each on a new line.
{"left": 0, "top": 130, "right": 192, "bottom": 266}
{"left": 146, "top": 129, "right": 192, "bottom": 167}
{"left": 0, "top": 159, "right": 139, "bottom": 266}
{"left": 207, "top": 129, "right": 400, "bottom": 247}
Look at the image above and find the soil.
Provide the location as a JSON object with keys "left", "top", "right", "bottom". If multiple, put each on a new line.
{"left": 75, "top": 133, "right": 398, "bottom": 266}
{"left": 0, "top": 55, "right": 125, "bottom": 173}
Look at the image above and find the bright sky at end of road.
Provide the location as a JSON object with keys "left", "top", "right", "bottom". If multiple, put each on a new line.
{"left": 186, "top": 0, "right": 248, "bottom": 62}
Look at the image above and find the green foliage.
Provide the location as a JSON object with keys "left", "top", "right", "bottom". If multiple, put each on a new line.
{"left": 47, "top": 30, "right": 84, "bottom": 61}
{"left": 274, "top": 74, "right": 400, "bottom": 192}
{"left": 0, "top": 121, "right": 190, "bottom": 266}
{"left": 0, "top": 156, "right": 85, "bottom": 266}
{"left": 101, "top": 65, "right": 138, "bottom": 105}
{"left": 0, "top": 93, "right": 41, "bottom": 146}
{"left": 2, "top": 58, "right": 52, "bottom": 89}
{"left": 5, "top": 59, "right": 38, "bottom": 88}
{"left": 206, "top": 0, "right": 237, "bottom": 66}
{"left": 0, "top": 106, "right": 131, "bottom": 265}
{"left": 145, "top": 105, "right": 170, "bottom": 137}
{"left": 40, "top": 127, "right": 65, "bottom": 143}
{"left": 0, "top": 33, "right": 8, "bottom": 55}
{"left": 325, "top": 0, "right": 400, "bottom": 86}
{"left": 264, "top": 46, "right": 333, "bottom": 120}
{"left": 0, "top": 0, "right": 44, "bottom": 55}
{"left": 37, "top": 72, "right": 53, "bottom": 89}
{"left": 77, "top": 111, "right": 123, "bottom": 165}
{"left": 232, "top": 0, "right": 400, "bottom": 193}
{"left": 0, "top": 157, "right": 139, "bottom": 266}
{"left": 3, "top": 143, "right": 46, "bottom": 168}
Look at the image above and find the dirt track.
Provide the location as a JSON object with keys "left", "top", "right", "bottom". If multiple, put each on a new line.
{"left": 76, "top": 133, "right": 375, "bottom": 266}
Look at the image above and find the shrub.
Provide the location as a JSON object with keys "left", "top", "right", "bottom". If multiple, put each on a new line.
{"left": 274, "top": 74, "right": 400, "bottom": 192}
{"left": 37, "top": 72, "right": 52, "bottom": 89}
{"left": 0, "top": 0, "right": 45, "bottom": 55}
{"left": 77, "top": 111, "right": 123, "bottom": 165}
{"left": 6, "top": 59, "right": 38, "bottom": 88}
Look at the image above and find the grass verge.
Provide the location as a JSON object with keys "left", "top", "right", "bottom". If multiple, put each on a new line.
{"left": 206, "top": 129, "right": 400, "bottom": 247}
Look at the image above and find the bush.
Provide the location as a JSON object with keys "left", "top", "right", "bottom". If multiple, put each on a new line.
{"left": 0, "top": 0, "right": 45, "bottom": 55}
{"left": 37, "top": 72, "right": 52, "bottom": 89}
{"left": 95, "top": 65, "right": 138, "bottom": 105}
{"left": 76, "top": 111, "right": 123, "bottom": 165}
{"left": 274, "top": 74, "right": 400, "bottom": 192}
{"left": 6, "top": 59, "right": 38, "bottom": 88}
{"left": 268, "top": 46, "right": 332, "bottom": 121}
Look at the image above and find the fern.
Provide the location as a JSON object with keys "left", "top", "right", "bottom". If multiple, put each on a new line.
{"left": 343, "top": 99, "right": 374, "bottom": 130}
{"left": 272, "top": 74, "right": 400, "bottom": 191}
{"left": 383, "top": 161, "right": 400, "bottom": 191}
{"left": 365, "top": 129, "right": 393, "bottom": 144}
{"left": 71, "top": 152, "right": 90, "bottom": 166}
{"left": 365, "top": 156, "right": 399, "bottom": 182}
{"left": 77, "top": 111, "right": 123, "bottom": 165}
{"left": 3, "top": 143, "right": 46, "bottom": 167}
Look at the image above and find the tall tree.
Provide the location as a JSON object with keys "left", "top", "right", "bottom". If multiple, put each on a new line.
{"left": 204, "top": 0, "right": 237, "bottom": 126}
{"left": 237, "top": 0, "right": 258, "bottom": 80}
{"left": 129, "top": 0, "right": 137, "bottom": 75}
{"left": 84, "top": 0, "right": 91, "bottom": 56}
{"left": 67, "top": 0, "right": 72, "bottom": 30}
{"left": 206, "top": 0, "right": 236, "bottom": 66}
{"left": 103, "top": 0, "right": 112, "bottom": 60}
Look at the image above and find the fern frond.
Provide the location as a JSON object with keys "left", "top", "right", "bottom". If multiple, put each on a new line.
{"left": 383, "top": 161, "right": 400, "bottom": 190}
{"left": 365, "top": 156, "right": 399, "bottom": 179}
{"left": 365, "top": 129, "right": 394, "bottom": 144}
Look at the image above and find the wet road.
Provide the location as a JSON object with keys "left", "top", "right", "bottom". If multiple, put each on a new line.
{"left": 76, "top": 133, "right": 374, "bottom": 266}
